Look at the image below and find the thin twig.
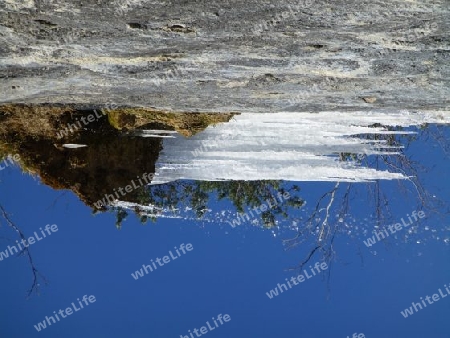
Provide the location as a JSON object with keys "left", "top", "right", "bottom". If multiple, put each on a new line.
{"left": 0, "top": 205, "right": 47, "bottom": 298}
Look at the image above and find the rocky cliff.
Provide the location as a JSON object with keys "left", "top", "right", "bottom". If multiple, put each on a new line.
{"left": 1, "top": 0, "right": 448, "bottom": 112}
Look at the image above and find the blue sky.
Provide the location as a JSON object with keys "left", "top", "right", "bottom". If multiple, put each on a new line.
{"left": 0, "top": 126, "right": 449, "bottom": 338}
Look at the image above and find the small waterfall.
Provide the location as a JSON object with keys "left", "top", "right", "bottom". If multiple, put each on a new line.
{"left": 149, "top": 110, "right": 448, "bottom": 184}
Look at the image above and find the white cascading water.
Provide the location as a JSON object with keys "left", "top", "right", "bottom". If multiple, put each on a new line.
{"left": 146, "top": 110, "right": 448, "bottom": 184}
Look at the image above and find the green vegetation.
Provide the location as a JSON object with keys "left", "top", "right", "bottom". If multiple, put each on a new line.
{"left": 112, "top": 180, "right": 305, "bottom": 229}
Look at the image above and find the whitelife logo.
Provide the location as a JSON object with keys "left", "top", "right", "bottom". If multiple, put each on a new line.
{"left": 0, "top": 224, "right": 58, "bottom": 262}
{"left": 180, "top": 313, "right": 231, "bottom": 338}
{"left": 94, "top": 173, "right": 151, "bottom": 209}
{"left": 400, "top": 283, "right": 450, "bottom": 318}
{"left": 226, "top": 191, "right": 290, "bottom": 228}
{"left": 347, "top": 333, "right": 365, "bottom": 338}
{"left": 265, "top": 261, "right": 328, "bottom": 299}
{"left": 0, "top": 154, "right": 20, "bottom": 171}
{"left": 131, "top": 243, "right": 193, "bottom": 280}
{"left": 56, "top": 110, "right": 107, "bottom": 139}
{"left": 34, "top": 295, "right": 96, "bottom": 332}
{"left": 363, "top": 210, "right": 426, "bottom": 247}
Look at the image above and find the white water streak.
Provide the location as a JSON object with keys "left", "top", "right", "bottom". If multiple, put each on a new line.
{"left": 149, "top": 111, "right": 448, "bottom": 184}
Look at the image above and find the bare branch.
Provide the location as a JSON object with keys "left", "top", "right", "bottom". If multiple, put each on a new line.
{"left": 318, "top": 182, "right": 340, "bottom": 243}
{"left": 0, "top": 205, "right": 47, "bottom": 298}
{"left": 287, "top": 245, "right": 322, "bottom": 271}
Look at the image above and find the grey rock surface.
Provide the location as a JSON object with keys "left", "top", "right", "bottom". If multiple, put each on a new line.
{"left": 0, "top": 0, "right": 449, "bottom": 113}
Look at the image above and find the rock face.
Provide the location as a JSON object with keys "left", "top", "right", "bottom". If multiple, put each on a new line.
{"left": 0, "top": 0, "right": 448, "bottom": 112}
{"left": 0, "top": 104, "right": 234, "bottom": 208}
{"left": 0, "top": 1, "right": 448, "bottom": 210}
